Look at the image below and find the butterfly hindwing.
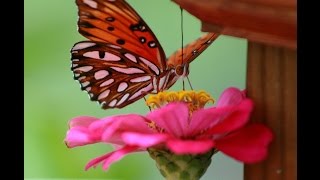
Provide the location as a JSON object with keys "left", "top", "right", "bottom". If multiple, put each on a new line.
{"left": 71, "top": 41, "right": 158, "bottom": 109}
{"left": 76, "top": 0, "right": 166, "bottom": 69}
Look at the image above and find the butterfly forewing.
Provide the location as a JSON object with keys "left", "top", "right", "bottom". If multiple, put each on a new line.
{"left": 167, "top": 33, "right": 219, "bottom": 67}
{"left": 76, "top": 0, "right": 166, "bottom": 69}
{"left": 71, "top": 41, "right": 159, "bottom": 109}
{"left": 165, "top": 33, "right": 220, "bottom": 89}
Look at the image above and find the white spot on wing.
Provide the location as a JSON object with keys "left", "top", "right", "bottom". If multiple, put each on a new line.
{"left": 86, "top": 87, "right": 91, "bottom": 91}
{"left": 83, "top": 0, "right": 98, "bottom": 8}
{"left": 74, "top": 66, "right": 93, "bottom": 72}
{"left": 111, "top": 67, "right": 144, "bottom": 74}
{"left": 129, "top": 83, "right": 153, "bottom": 100}
{"left": 100, "top": 79, "right": 114, "bottom": 87}
{"left": 83, "top": 51, "right": 121, "bottom": 61}
{"left": 107, "top": 44, "right": 121, "bottom": 49}
{"left": 104, "top": 52, "right": 121, "bottom": 61}
{"left": 149, "top": 42, "right": 155, "bottom": 47}
{"left": 152, "top": 77, "right": 157, "bottom": 92}
{"left": 81, "top": 81, "right": 90, "bottom": 87}
{"left": 72, "top": 42, "right": 95, "bottom": 50}
{"left": 78, "top": 76, "right": 86, "bottom": 81}
{"left": 72, "top": 59, "right": 79, "bottom": 62}
{"left": 72, "top": 63, "right": 78, "bottom": 68}
{"left": 117, "top": 93, "right": 130, "bottom": 106}
{"left": 130, "top": 76, "right": 151, "bottom": 83}
{"left": 109, "top": 99, "right": 118, "bottom": 107}
{"left": 94, "top": 70, "right": 109, "bottom": 80}
{"left": 158, "top": 76, "right": 167, "bottom": 90}
{"left": 100, "top": 102, "right": 106, "bottom": 107}
{"left": 139, "top": 57, "right": 160, "bottom": 75}
{"left": 162, "top": 75, "right": 170, "bottom": 90}
{"left": 124, "top": 53, "right": 137, "bottom": 63}
{"left": 117, "top": 82, "right": 128, "bottom": 92}
{"left": 98, "top": 89, "right": 110, "bottom": 100}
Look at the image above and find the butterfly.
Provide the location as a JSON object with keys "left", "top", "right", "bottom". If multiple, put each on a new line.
{"left": 70, "top": 0, "right": 219, "bottom": 109}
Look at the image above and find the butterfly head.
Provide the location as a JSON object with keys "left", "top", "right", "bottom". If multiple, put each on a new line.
{"left": 174, "top": 63, "right": 190, "bottom": 77}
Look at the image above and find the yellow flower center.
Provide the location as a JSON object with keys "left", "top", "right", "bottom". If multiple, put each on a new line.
{"left": 146, "top": 90, "right": 214, "bottom": 112}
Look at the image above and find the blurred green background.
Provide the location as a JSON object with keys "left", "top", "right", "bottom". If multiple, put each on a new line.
{"left": 24, "top": 0, "right": 247, "bottom": 179}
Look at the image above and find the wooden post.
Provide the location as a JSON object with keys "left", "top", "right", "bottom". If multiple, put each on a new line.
{"left": 245, "top": 42, "right": 296, "bottom": 180}
{"left": 171, "top": 1, "right": 297, "bottom": 179}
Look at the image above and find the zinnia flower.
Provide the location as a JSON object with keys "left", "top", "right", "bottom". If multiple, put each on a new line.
{"left": 65, "top": 87, "right": 273, "bottom": 179}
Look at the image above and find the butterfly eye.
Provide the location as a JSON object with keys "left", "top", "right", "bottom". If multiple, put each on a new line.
{"left": 175, "top": 65, "right": 183, "bottom": 76}
{"left": 174, "top": 64, "right": 189, "bottom": 76}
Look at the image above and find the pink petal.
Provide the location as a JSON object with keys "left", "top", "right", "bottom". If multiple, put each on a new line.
{"left": 66, "top": 117, "right": 115, "bottom": 147}
{"left": 102, "top": 146, "right": 139, "bottom": 170}
{"left": 93, "top": 114, "right": 153, "bottom": 144}
{"left": 147, "top": 102, "right": 189, "bottom": 137}
{"left": 65, "top": 128, "right": 98, "bottom": 148}
{"left": 216, "top": 87, "right": 246, "bottom": 107}
{"left": 167, "top": 139, "right": 215, "bottom": 154}
{"left": 207, "top": 99, "right": 254, "bottom": 135}
{"left": 122, "top": 132, "right": 168, "bottom": 147}
{"left": 215, "top": 124, "right": 274, "bottom": 163}
{"left": 85, "top": 152, "right": 113, "bottom": 170}
{"left": 65, "top": 116, "right": 101, "bottom": 148}
{"left": 85, "top": 145, "right": 139, "bottom": 171}
{"left": 90, "top": 114, "right": 151, "bottom": 134}
{"left": 188, "top": 106, "right": 235, "bottom": 136}
{"left": 65, "top": 114, "right": 153, "bottom": 147}
{"left": 68, "top": 116, "right": 99, "bottom": 128}
{"left": 242, "top": 89, "right": 247, "bottom": 96}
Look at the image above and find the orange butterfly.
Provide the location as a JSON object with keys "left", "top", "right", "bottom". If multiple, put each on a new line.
{"left": 71, "top": 0, "right": 219, "bottom": 109}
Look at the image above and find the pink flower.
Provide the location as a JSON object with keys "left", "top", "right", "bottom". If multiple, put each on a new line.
{"left": 65, "top": 87, "right": 273, "bottom": 171}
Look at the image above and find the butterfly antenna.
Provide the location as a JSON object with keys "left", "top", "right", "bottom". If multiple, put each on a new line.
{"left": 180, "top": 7, "right": 186, "bottom": 91}
{"left": 180, "top": 7, "right": 184, "bottom": 65}
{"left": 186, "top": 76, "right": 194, "bottom": 90}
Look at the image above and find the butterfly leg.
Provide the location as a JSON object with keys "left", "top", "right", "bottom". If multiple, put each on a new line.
{"left": 186, "top": 76, "right": 193, "bottom": 90}
{"left": 142, "top": 93, "right": 152, "bottom": 112}
{"left": 182, "top": 79, "right": 185, "bottom": 90}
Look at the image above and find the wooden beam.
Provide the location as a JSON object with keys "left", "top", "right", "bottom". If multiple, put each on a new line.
{"left": 172, "top": 0, "right": 296, "bottom": 49}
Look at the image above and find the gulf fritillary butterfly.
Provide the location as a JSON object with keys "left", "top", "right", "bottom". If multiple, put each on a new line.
{"left": 71, "top": 0, "right": 219, "bottom": 109}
